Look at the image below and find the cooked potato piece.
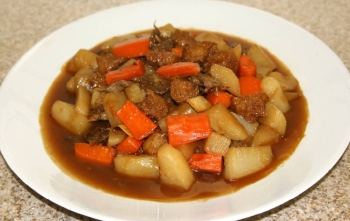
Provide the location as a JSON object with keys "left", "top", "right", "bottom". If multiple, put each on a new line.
{"left": 186, "top": 96, "right": 212, "bottom": 112}
{"left": 66, "top": 76, "right": 76, "bottom": 93}
{"left": 67, "top": 49, "right": 98, "bottom": 72}
{"left": 66, "top": 68, "right": 94, "bottom": 93}
{"left": 247, "top": 44, "right": 276, "bottom": 78}
{"left": 224, "top": 146, "right": 273, "bottom": 180}
{"left": 261, "top": 77, "right": 290, "bottom": 113}
{"left": 90, "top": 88, "right": 107, "bottom": 109}
{"left": 114, "top": 155, "right": 159, "bottom": 179}
{"left": 75, "top": 86, "right": 91, "bottom": 116}
{"left": 51, "top": 100, "right": 91, "bottom": 136}
{"left": 205, "top": 103, "right": 248, "bottom": 140}
{"left": 158, "top": 144, "right": 195, "bottom": 190}
{"left": 231, "top": 44, "right": 242, "bottom": 61}
{"left": 268, "top": 71, "right": 298, "bottom": 91}
{"left": 107, "top": 129, "right": 126, "bottom": 147}
{"left": 284, "top": 92, "right": 300, "bottom": 102}
{"left": 125, "top": 83, "right": 146, "bottom": 103}
{"left": 176, "top": 141, "right": 198, "bottom": 161}
{"left": 251, "top": 124, "right": 280, "bottom": 146}
{"left": 209, "top": 64, "right": 240, "bottom": 96}
{"left": 195, "top": 32, "right": 230, "bottom": 51}
{"left": 204, "top": 132, "right": 231, "bottom": 156}
{"left": 103, "top": 91, "right": 127, "bottom": 127}
{"left": 259, "top": 102, "right": 287, "bottom": 135}
{"left": 159, "top": 23, "right": 176, "bottom": 37}
{"left": 232, "top": 112, "right": 259, "bottom": 137}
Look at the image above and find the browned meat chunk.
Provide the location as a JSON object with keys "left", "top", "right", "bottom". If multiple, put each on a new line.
{"left": 173, "top": 29, "right": 196, "bottom": 47}
{"left": 182, "top": 41, "right": 218, "bottom": 63}
{"left": 96, "top": 53, "right": 127, "bottom": 74}
{"left": 134, "top": 68, "right": 170, "bottom": 95}
{"left": 170, "top": 78, "right": 199, "bottom": 103}
{"left": 141, "top": 90, "right": 169, "bottom": 120}
{"left": 84, "top": 127, "right": 110, "bottom": 145}
{"left": 188, "top": 73, "right": 221, "bottom": 93}
{"left": 149, "top": 26, "right": 175, "bottom": 51}
{"left": 231, "top": 93, "right": 269, "bottom": 123}
{"left": 106, "top": 80, "right": 132, "bottom": 92}
{"left": 88, "top": 106, "right": 108, "bottom": 121}
{"left": 204, "top": 51, "right": 237, "bottom": 73}
{"left": 89, "top": 72, "right": 107, "bottom": 89}
{"left": 146, "top": 51, "right": 179, "bottom": 67}
{"left": 142, "top": 132, "right": 167, "bottom": 155}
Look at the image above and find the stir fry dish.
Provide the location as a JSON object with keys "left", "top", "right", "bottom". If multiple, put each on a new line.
{"left": 40, "top": 24, "right": 308, "bottom": 201}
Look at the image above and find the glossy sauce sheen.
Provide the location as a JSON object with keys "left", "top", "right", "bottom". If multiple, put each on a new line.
{"left": 40, "top": 30, "right": 308, "bottom": 202}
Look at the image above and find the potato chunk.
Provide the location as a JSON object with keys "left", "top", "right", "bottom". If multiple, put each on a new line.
{"left": 209, "top": 64, "right": 240, "bottom": 96}
{"left": 51, "top": 100, "right": 91, "bottom": 136}
{"left": 260, "top": 77, "right": 290, "bottom": 113}
{"left": 268, "top": 71, "right": 298, "bottom": 91}
{"left": 204, "top": 132, "right": 231, "bottom": 156}
{"left": 75, "top": 86, "right": 91, "bottom": 116}
{"left": 103, "top": 91, "right": 127, "bottom": 127}
{"left": 259, "top": 102, "right": 287, "bottom": 135}
{"left": 158, "top": 144, "right": 195, "bottom": 190}
{"left": 247, "top": 44, "right": 276, "bottom": 78}
{"left": 251, "top": 124, "right": 280, "bottom": 146}
{"left": 114, "top": 155, "right": 159, "bottom": 179}
{"left": 224, "top": 146, "right": 273, "bottom": 180}
{"left": 205, "top": 103, "right": 248, "bottom": 140}
{"left": 67, "top": 49, "right": 98, "bottom": 72}
{"left": 186, "top": 96, "right": 212, "bottom": 112}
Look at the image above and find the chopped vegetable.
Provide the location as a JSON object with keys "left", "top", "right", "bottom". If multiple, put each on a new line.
{"left": 205, "top": 89, "right": 232, "bottom": 108}
{"left": 105, "top": 60, "right": 145, "bottom": 85}
{"left": 117, "top": 100, "right": 158, "bottom": 140}
{"left": 239, "top": 76, "right": 262, "bottom": 96}
{"left": 157, "top": 62, "right": 200, "bottom": 78}
{"left": 171, "top": 47, "right": 183, "bottom": 57}
{"left": 189, "top": 154, "right": 223, "bottom": 173}
{"left": 239, "top": 54, "right": 257, "bottom": 77}
{"left": 74, "top": 143, "right": 116, "bottom": 165}
{"left": 167, "top": 113, "right": 211, "bottom": 147}
{"left": 112, "top": 36, "right": 150, "bottom": 58}
{"left": 116, "top": 136, "right": 143, "bottom": 154}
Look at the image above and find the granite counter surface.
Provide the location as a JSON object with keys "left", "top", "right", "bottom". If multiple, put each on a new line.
{"left": 0, "top": 0, "right": 349, "bottom": 220}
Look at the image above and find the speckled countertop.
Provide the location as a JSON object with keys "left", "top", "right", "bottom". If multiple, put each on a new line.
{"left": 0, "top": 0, "right": 349, "bottom": 220}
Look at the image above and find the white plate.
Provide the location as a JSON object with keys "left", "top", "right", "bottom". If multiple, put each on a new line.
{"left": 1, "top": 1, "right": 350, "bottom": 220}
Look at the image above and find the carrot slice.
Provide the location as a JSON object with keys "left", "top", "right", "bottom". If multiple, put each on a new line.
{"left": 205, "top": 89, "right": 233, "bottom": 108}
{"left": 116, "top": 100, "right": 157, "bottom": 140}
{"left": 105, "top": 60, "right": 145, "bottom": 85}
{"left": 74, "top": 143, "right": 116, "bottom": 165}
{"left": 167, "top": 113, "right": 211, "bottom": 147}
{"left": 189, "top": 153, "right": 223, "bottom": 173}
{"left": 238, "top": 55, "right": 257, "bottom": 77}
{"left": 116, "top": 136, "right": 143, "bottom": 154}
{"left": 171, "top": 47, "right": 183, "bottom": 58}
{"left": 239, "top": 76, "right": 262, "bottom": 96}
{"left": 112, "top": 36, "right": 150, "bottom": 58}
{"left": 157, "top": 62, "right": 200, "bottom": 78}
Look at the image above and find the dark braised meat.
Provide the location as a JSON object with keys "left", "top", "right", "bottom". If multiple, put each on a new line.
{"left": 106, "top": 80, "right": 132, "bottom": 92}
{"left": 182, "top": 41, "right": 218, "bottom": 63}
{"left": 170, "top": 78, "right": 199, "bottom": 103}
{"left": 88, "top": 106, "right": 108, "bottom": 121}
{"left": 173, "top": 29, "right": 196, "bottom": 47}
{"left": 149, "top": 26, "right": 175, "bottom": 52}
{"left": 142, "top": 132, "right": 167, "bottom": 155}
{"left": 141, "top": 90, "right": 169, "bottom": 120}
{"left": 231, "top": 92, "right": 269, "bottom": 123}
{"left": 146, "top": 51, "right": 179, "bottom": 67}
{"left": 96, "top": 53, "right": 127, "bottom": 74}
{"left": 188, "top": 73, "right": 221, "bottom": 93}
{"left": 89, "top": 72, "right": 107, "bottom": 89}
{"left": 134, "top": 68, "right": 170, "bottom": 95}
{"left": 84, "top": 127, "right": 110, "bottom": 145}
{"left": 203, "top": 51, "right": 237, "bottom": 73}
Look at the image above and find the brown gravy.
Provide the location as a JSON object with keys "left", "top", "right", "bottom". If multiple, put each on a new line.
{"left": 40, "top": 30, "right": 308, "bottom": 202}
